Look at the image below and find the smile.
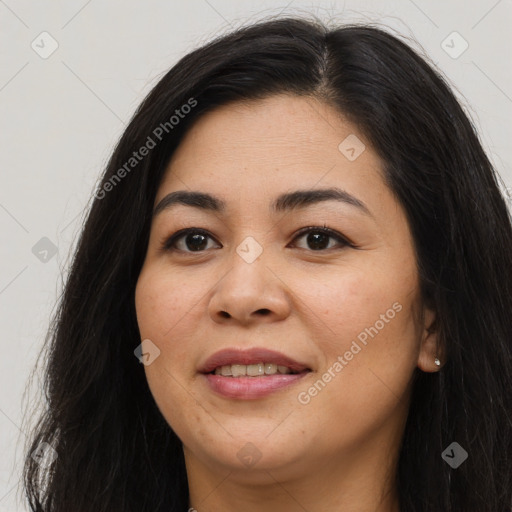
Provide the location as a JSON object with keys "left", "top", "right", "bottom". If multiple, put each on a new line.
{"left": 199, "top": 347, "right": 312, "bottom": 399}
{"left": 211, "top": 362, "right": 300, "bottom": 376}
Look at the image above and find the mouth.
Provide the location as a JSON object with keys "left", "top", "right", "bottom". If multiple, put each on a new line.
{"left": 199, "top": 347, "right": 312, "bottom": 375}
{"left": 199, "top": 347, "right": 312, "bottom": 399}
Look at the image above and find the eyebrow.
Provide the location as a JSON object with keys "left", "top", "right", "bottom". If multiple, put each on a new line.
{"left": 153, "top": 187, "right": 373, "bottom": 218}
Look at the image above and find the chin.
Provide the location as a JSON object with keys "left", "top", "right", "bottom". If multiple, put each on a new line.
{"left": 190, "top": 434, "right": 309, "bottom": 478}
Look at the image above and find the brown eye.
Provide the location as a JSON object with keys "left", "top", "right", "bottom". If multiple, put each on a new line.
{"left": 290, "top": 226, "right": 352, "bottom": 251}
{"left": 163, "top": 228, "right": 220, "bottom": 253}
{"left": 162, "top": 225, "right": 353, "bottom": 254}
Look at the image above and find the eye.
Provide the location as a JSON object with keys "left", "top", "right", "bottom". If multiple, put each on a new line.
{"left": 161, "top": 225, "right": 354, "bottom": 254}
{"left": 162, "top": 228, "right": 220, "bottom": 253}
{"left": 289, "top": 225, "right": 353, "bottom": 251}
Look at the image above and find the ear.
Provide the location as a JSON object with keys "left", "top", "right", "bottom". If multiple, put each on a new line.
{"left": 417, "top": 306, "right": 443, "bottom": 372}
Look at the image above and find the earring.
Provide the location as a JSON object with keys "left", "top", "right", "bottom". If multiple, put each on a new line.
{"left": 434, "top": 357, "right": 441, "bottom": 366}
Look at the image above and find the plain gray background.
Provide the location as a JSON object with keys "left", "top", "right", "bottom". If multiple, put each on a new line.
{"left": 1, "top": 1, "right": 511, "bottom": 510}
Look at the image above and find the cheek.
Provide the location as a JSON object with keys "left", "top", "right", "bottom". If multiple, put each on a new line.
{"left": 134, "top": 269, "right": 198, "bottom": 394}
{"left": 297, "top": 270, "right": 418, "bottom": 438}
{"left": 303, "top": 264, "right": 419, "bottom": 367}
{"left": 315, "top": 271, "right": 419, "bottom": 392}
{"left": 135, "top": 268, "right": 194, "bottom": 339}
{"left": 301, "top": 270, "right": 393, "bottom": 336}
{"left": 135, "top": 269, "right": 200, "bottom": 433}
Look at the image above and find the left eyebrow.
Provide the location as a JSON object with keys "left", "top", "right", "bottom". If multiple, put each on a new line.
{"left": 152, "top": 187, "right": 373, "bottom": 218}
{"left": 271, "top": 187, "right": 373, "bottom": 217}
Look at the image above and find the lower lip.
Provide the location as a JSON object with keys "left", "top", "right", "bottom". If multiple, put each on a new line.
{"left": 202, "top": 372, "right": 310, "bottom": 399}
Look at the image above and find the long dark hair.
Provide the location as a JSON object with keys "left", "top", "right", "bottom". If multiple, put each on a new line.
{"left": 20, "top": 15, "right": 512, "bottom": 511}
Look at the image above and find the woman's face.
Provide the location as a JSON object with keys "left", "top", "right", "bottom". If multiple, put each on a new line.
{"left": 135, "top": 94, "right": 438, "bottom": 488}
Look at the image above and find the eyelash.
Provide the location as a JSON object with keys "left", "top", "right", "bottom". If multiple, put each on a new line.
{"left": 161, "top": 224, "right": 355, "bottom": 253}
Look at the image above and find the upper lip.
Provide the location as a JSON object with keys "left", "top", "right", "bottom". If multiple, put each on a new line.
{"left": 199, "top": 347, "right": 312, "bottom": 374}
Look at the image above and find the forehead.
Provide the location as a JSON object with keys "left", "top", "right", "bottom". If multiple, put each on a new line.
{"left": 156, "top": 94, "right": 385, "bottom": 204}
{"left": 170, "top": 94, "right": 362, "bottom": 163}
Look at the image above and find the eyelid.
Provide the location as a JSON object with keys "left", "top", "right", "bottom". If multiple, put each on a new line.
{"left": 161, "top": 225, "right": 355, "bottom": 253}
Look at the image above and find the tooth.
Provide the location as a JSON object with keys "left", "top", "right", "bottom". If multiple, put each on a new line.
{"left": 264, "top": 363, "right": 278, "bottom": 375}
{"left": 231, "top": 364, "right": 246, "bottom": 377}
{"left": 220, "top": 365, "right": 233, "bottom": 376}
{"left": 212, "top": 363, "right": 294, "bottom": 377}
{"left": 247, "top": 363, "right": 264, "bottom": 376}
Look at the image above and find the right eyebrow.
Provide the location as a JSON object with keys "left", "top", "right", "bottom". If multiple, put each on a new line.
{"left": 153, "top": 191, "right": 225, "bottom": 218}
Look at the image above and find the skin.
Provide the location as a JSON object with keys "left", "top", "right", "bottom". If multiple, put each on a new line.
{"left": 135, "top": 94, "right": 442, "bottom": 512}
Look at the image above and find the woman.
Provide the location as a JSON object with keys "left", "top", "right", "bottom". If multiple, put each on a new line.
{"left": 21, "top": 15, "right": 512, "bottom": 512}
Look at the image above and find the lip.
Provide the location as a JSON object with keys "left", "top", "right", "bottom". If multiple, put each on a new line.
{"left": 199, "top": 347, "right": 311, "bottom": 374}
{"left": 203, "top": 373, "right": 309, "bottom": 400}
{"left": 199, "top": 347, "right": 312, "bottom": 400}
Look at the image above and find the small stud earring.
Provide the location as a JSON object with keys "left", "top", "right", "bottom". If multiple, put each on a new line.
{"left": 434, "top": 357, "right": 441, "bottom": 366}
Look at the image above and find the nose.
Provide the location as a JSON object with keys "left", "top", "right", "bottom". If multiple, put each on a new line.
{"left": 207, "top": 250, "right": 292, "bottom": 325}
